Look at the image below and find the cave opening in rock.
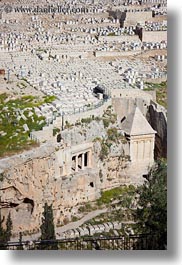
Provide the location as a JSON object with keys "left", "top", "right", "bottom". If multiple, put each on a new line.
{"left": 57, "top": 134, "right": 62, "bottom": 143}
{"left": 89, "top": 182, "right": 94, "bottom": 188}
{"left": 23, "top": 198, "right": 34, "bottom": 214}
{"left": 9, "top": 202, "right": 19, "bottom": 208}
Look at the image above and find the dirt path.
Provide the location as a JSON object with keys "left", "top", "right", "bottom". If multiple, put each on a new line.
{"left": 11, "top": 208, "right": 108, "bottom": 242}
{"left": 56, "top": 208, "right": 108, "bottom": 235}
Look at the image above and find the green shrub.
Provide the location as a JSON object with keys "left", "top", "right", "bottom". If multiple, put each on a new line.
{"left": 81, "top": 117, "right": 92, "bottom": 124}
{"left": 93, "top": 137, "right": 102, "bottom": 143}
{"left": 43, "top": 95, "right": 56, "bottom": 103}
{"left": 0, "top": 173, "right": 4, "bottom": 182}
{"left": 64, "top": 121, "right": 73, "bottom": 129}
{"left": 95, "top": 116, "right": 102, "bottom": 122}
{"left": 71, "top": 216, "right": 79, "bottom": 222}
{"left": 99, "top": 142, "right": 109, "bottom": 161}
{"left": 108, "top": 32, "right": 116, "bottom": 36}
{"left": 103, "top": 119, "right": 110, "bottom": 128}
{"left": 53, "top": 127, "right": 60, "bottom": 136}
{"left": 107, "top": 128, "right": 118, "bottom": 141}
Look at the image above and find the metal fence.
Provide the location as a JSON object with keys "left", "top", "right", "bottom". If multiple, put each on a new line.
{"left": 0, "top": 234, "right": 162, "bottom": 250}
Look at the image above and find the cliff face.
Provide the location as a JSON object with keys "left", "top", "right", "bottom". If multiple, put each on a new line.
{"left": 0, "top": 98, "right": 166, "bottom": 236}
{"left": 0, "top": 144, "right": 61, "bottom": 234}
{"left": 0, "top": 144, "right": 101, "bottom": 234}
{"left": 0, "top": 118, "right": 145, "bottom": 235}
{"left": 147, "top": 103, "right": 167, "bottom": 159}
{"left": 0, "top": 142, "right": 133, "bottom": 235}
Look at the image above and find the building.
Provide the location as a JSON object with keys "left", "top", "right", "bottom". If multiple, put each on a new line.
{"left": 121, "top": 107, "right": 156, "bottom": 166}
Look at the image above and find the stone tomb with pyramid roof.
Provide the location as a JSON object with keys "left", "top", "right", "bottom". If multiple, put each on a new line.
{"left": 121, "top": 107, "right": 156, "bottom": 178}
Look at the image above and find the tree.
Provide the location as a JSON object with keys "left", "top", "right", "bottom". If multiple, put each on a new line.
{"left": 0, "top": 207, "right": 6, "bottom": 249}
{"left": 0, "top": 210, "right": 13, "bottom": 249}
{"left": 17, "top": 232, "right": 24, "bottom": 250}
{"left": 5, "top": 212, "right": 13, "bottom": 242}
{"left": 136, "top": 160, "right": 167, "bottom": 249}
{"left": 40, "top": 203, "right": 57, "bottom": 249}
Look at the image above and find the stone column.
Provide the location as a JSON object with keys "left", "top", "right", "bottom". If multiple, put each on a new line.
{"left": 150, "top": 139, "right": 153, "bottom": 160}
{"left": 136, "top": 141, "right": 139, "bottom": 160}
{"left": 143, "top": 140, "right": 146, "bottom": 159}
{"left": 81, "top": 153, "right": 85, "bottom": 170}
{"left": 75, "top": 155, "right": 78, "bottom": 172}
{"left": 88, "top": 151, "right": 92, "bottom": 168}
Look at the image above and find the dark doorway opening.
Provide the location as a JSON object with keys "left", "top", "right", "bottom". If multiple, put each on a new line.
{"left": 72, "top": 156, "right": 76, "bottom": 171}
{"left": 78, "top": 154, "right": 82, "bottom": 169}
{"left": 84, "top": 152, "right": 88, "bottom": 167}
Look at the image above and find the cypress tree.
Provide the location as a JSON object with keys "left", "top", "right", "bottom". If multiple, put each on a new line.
{"left": 136, "top": 160, "right": 167, "bottom": 249}
{"left": 0, "top": 207, "right": 6, "bottom": 249}
{"left": 5, "top": 212, "right": 13, "bottom": 242}
{"left": 40, "top": 203, "right": 57, "bottom": 249}
{"left": 17, "top": 232, "right": 23, "bottom": 250}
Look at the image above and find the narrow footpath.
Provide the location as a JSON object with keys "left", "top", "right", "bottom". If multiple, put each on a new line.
{"left": 11, "top": 208, "right": 108, "bottom": 242}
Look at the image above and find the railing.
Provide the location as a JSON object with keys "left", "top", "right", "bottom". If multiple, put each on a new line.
{"left": 46, "top": 97, "right": 111, "bottom": 126}
{"left": 69, "top": 97, "right": 109, "bottom": 115}
{"left": 0, "top": 234, "right": 162, "bottom": 250}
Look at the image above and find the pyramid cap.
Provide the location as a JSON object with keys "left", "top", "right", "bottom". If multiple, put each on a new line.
{"left": 121, "top": 107, "right": 156, "bottom": 136}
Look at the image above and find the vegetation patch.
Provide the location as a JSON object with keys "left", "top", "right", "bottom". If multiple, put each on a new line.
{"left": 103, "top": 118, "right": 110, "bottom": 128}
{"left": 107, "top": 32, "right": 116, "bottom": 36}
{"left": 144, "top": 81, "right": 167, "bottom": 108}
{"left": 99, "top": 141, "right": 110, "bottom": 161}
{"left": 53, "top": 127, "right": 60, "bottom": 136}
{"left": 135, "top": 160, "right": 167, "bottom": 247}
{"left": 96, "top": 185, "right": 136, "bottom": 206}
{"left": 0, "top": 172, "right": 5, "bottom": 182}
{"left": 81, "top": 117, "right": 93, "bottom": 124}
{"left": 64, "top": 121, "right": 73, "bottom": 129}
{"left": 0, "top": 93, "right": 56, "bottom": 157}
{"left": 102, "top": 107, "right": 117, "bottom": 128}
{"left": 78, "top": 203, "right": 95, "bottom": 213}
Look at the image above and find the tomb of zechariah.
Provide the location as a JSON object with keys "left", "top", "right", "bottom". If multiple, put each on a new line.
{"left": 0, "top": 88, "right": 167, "bottom": 235}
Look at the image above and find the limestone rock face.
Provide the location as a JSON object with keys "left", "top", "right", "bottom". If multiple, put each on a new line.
{"left": 0, "top": 102, "right": 163, "bottom": 235}
{"left": 61, "top": 120, "right": 107, "bottom": 146}
{"left": 0, "top": 144, "right": 101, "bottom": 234}
{"left": 147, "top": 104, "right": 167, "bottom": 159}
{"left": 0, "top": 144, "right": 61, "bottom": 233}
{"left": 0, "top": 138, "right": 134, "bottom": 235}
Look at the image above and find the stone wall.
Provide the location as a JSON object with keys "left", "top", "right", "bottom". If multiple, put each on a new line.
{"left": 142, "top": 30, "right": 167, "bottom": 43}
{"left": 113, "top": 97, "right": 149, "bottom": 119}
{"left": 94, "top": 50, "right": 141, "bottom": 58}
{"left": 111, "top": 88, "right": 155, "bottom": 102}
{"left": 31, "top": 91, "right": 155, "bottom": 144}
{"left": 98, "top": 35, "right": 140, "bottom": 43}
{"left": 31, "top": 99, "right": 112, "bottom": 143}
{"left": 64, "top": 99, "right": 112, "bottom": 125}
{"left": 124, "top": 11, "right": 153, "bottom": 27}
